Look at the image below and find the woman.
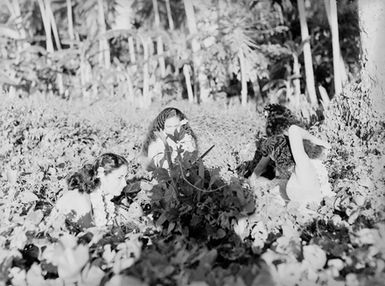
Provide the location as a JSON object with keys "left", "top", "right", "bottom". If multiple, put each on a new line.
{"left": 55, "top": 153, "right": 129, "bottom": 228}
{"left": 245, "top": 125, "right": 334, "bottom": 206}
{"left": 141, "top": 107, "right": 198, "bottom": 170}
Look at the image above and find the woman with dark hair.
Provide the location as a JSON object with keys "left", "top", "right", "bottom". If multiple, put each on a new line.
{"left": 55, "top": 153, "right": 129, "bottom": 228}
{"left": 141, "top": 107, "right": 198, "bottom": 170}
{"left": 245, "top": 125, "right": 334, "bottom": 206}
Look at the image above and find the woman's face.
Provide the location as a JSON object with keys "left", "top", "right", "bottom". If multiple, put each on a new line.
{"left": 99, "top": 165, "right": 128, "bottom": 196}
{"left": 164, "top": 116, "right": 182, "bottom": 135}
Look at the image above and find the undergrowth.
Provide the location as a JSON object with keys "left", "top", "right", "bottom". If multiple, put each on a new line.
{"left": 0, "top": 84, "right": 384, "bottom": 286}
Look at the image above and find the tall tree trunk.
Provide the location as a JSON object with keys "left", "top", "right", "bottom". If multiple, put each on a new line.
{"left": 324, "top": 0, "right": 342, "bottom": 96}
{"left": 297, "top": 0, "right": 317, "bottom": 106}
{"left": 183, "top": 65, "right": 194, "bottom": 104}
{"left": 292, "top": 53, "right": 301, "bottom": 107}
{"left": 152, "top": 0, "right": 166, "bottom": 78}
{"left": 358, "top": 0, "right": 385, "bottom": 115}
{"left": 183, "top": 0, "right": 209, "bottom": 103}
{"left": 141, "top": 36, "right": 150, "bottom": 107}
{"left": 165, "top": 0, "right": 174, "bottom": 30}
{"left": 238, "top": 48, "right": 247, "bottom": 107}
{"left": 45, "top": 0, "right": 61, "bottom": 50}
{"left": 97, "top": 0, "right": 110, "bottom": 68}
{"left": 45, "top": 0, "right": 64, "bottom": 95}
{"left": 37, "top": 0, "right": 54, "bottom": 53}
{"left": 66, "top": 0, "right": 74, "bottom": 46}
{"left": 80, "top": 47, "right": 92, "bottom": 98}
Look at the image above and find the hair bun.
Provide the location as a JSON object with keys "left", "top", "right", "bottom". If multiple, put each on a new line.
{"left": 67, "top": 172, "right": 82, "bottom": 190}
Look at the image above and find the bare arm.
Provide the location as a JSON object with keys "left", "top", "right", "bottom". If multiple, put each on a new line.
{"left": 253, "top": 156, "right": 272, "bottom": 177}
{"left": 288, "top": 125, "right": 330, "bottom": 149}
{"left": 287, "top": 125, "right": 309, "bottom": 167}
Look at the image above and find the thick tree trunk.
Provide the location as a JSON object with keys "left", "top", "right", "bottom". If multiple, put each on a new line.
{"left": 358, "top": 0, "right": 385, "bottom": 114}
{"left": 297, "top": 0, "right": 318, "bottom": 106}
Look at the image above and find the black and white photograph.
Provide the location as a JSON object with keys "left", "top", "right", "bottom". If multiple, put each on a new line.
{"left": 0, "top": 0, "right": 384, "bottom": 285}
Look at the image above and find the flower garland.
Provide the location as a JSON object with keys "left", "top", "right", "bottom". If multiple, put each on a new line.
{"left": 89, "top": 188, "right": 116, "bottom": 227}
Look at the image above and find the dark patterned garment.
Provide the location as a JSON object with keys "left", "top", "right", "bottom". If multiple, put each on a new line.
{"left": 237, "top": 134, "right": 294, "bottom": 179}
{"left": 237, "top": 104, "right": 324, "bottom": 179}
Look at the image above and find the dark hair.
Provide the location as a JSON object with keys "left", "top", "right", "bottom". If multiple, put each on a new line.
{"left": 67, "top": 153, "right": 128, "bottom": 194}
{"left": 141, "top": 107, "right": 197, "bottom": 156}
{"left": 264, "top": 104, "right": 307, "bottom": 136}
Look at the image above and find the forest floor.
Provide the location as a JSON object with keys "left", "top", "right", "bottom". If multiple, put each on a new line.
{"left": 0, "top": 92, "right": 384, "bottom": 286}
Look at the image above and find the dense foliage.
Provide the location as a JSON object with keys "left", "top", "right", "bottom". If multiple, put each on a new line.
{"left": 0, "top": 0, "right": 360, "bottom": 105}
{"left": 0, "top": 80, "right": 384, "bottom": 285}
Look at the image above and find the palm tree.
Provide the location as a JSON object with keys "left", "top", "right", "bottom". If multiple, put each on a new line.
{"left": 324, "top": 0, "right": 342, "bottom": 96}
{"left": 297, "top": 0, "right": 317, "bottom": 106}
{"left": 183, "top": 0, "right": 210, "bottom": 103}
{"left": 152, "top": 0, "right": 166, "bottom": 77}
{"left": 358, "top": 0, "right": 385, "bottom": 115}
{"left": 66, "top": 0, "right": 75, "bottom": 46}
{"left": 97, "top": 0, "right": 110, "bottom": 68}
{"left": 37, "top": 0, "right": 54, "bottom": 53}
{"left": 165, "top": 0, "right": 174, "bottom": 31}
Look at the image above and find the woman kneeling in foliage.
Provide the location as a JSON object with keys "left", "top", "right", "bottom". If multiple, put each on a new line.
{"left": 55, "top": 153, "right": 129, "bottom": 228}
{"left": 245, "top": 125, "right": 334, "bottom": 206}
{"left": 141, "top": 107, "right": 198, "bottom": 170}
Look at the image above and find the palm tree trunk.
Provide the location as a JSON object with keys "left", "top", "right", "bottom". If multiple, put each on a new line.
{"left": 66, "top": 0, "right": 74, "bottom": 46}
{"left": 297, "top": 0, "right": 317, "bottom": 106}
{"left": 128, "top": 37, "right": 136, "bottom": 64}
{"left": 80, "top": 47, "right": 92, "bottom": 98}
{"left": 45, "top": 0, "right": 61, "bottom": 50}
{"left": 238, "top": 48, "right": 247, "bottom": 107}
{"left": 183, "top": 0, "right": 209, "bottom": 103}
{"left": 45, "top": 0, "right": 64, "bottom": 95}
{"left": 141, "top": 36, "right": 150, "bottom": 107}
{"left": 97, "top": 0, "right": 110, "bottom": 68}
{"left": 292, "top": 53, "right": 301, "bottom": 107}
{"left": 324, "top": 0, "right": 342, "bottom": 96}
{"left": 358, "top": 0, "right": 385, "bottom": 115}
{"left": 165, "top": 0, "right": 174, "bottom": 30}
{"left": 152, "top": 0, "right": 166, "bottom": 78}
{"left": 183, "top": 64, "right": 194, "bottom": 104}
{"left": 37, "top": 0, "right": 54, "bottom": 53}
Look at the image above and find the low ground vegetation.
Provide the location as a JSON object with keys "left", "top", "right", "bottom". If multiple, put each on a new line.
{"left": 0, "top": 84, "right": 384, "bottom": 285}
